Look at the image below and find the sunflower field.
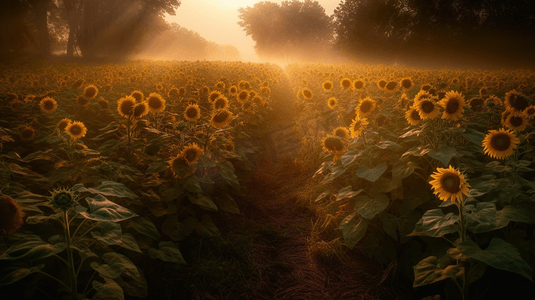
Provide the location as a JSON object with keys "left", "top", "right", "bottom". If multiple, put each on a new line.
{"left": 1, "top": 59, "right": 534, "bottom": 299}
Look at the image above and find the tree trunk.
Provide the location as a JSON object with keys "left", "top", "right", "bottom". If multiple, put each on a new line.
{"left": 33, "top": 0, "right": 50, "bottom": 57}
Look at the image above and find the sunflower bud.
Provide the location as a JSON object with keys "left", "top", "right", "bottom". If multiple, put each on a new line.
{"left": 49, "top": 188, "right": 77, "bottom": 211}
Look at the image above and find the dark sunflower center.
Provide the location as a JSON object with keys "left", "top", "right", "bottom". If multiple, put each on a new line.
{"left": 303, "top": 90, "right": 312, "bottom": 98}
{"left": 132, "top": 94, "right": 142, "bottom": 102}
{"left": 509, "top": 116, "right": 523, "bottom": 127}
{"left": 215, "top": 99, "right": 226, "bottom": 109}
{"left": 22, "top": 129, "right": 33, "bottom": 138}
{"left": 386, "top": 82, "right": 397, "bottom": 90}
{"left": 446, "top": 99, "right": 460, "bottom": 114}
{"left": 324, "top": 82, "right": 332, "bottom": 90}
{"left": 70, "top": 125, "right": 82, "bottom": 135}
{"left": 44, "top": 101, "right": 54, "bottom": 109}
{"left": 149, "top": 98, "right": 162, "bottom": 109}
{"left": 134, "top": 104, "right": 146, "bottom": 117}
{"left": 402, "top": 80, "right": 411, "bottom": 88}
{"left": 239, "top": 92, "right": 247, "bottom": 100}
{"left": 441, "top": 175, "right": 461, "bottom": 193}
{"left": 185, "top": 149, "right": 198, "bottom": 162}
{"left": 342, "top": 80, "right": 351, "bottom": 88}
{"left": 329, "top": 100, "right": 336, "bottom": 105}
{"left": 213, "top": 111, "right": 229, "bottom": 123}
{"left": 85, "top": 88, "right": 96, "bottom": 98}
{"left": 121, "top": 102, "right": 134, "bottom": 115}
{"left": 512, "top": 96, "right": 529, "bottom": 111}
{"left": 421, "top": 101, "right": 434, "bottom": 113}
{"left": 491, "top": 133, "right": 511, "bottom": 151}
{"left": 335, "top": 129, "right": 346, "bottom": 137}
{"left": 470, "top": 98, "right": 484, "bottom": 108}
{"left": 186, "top": 108, "right": 198, "bottom": 118}
{"left": 379, "top": 81, "right": 386, "bottom": 88}
{"left": 325, "top": 137, "right": 344, "bottom": 151}
{"left": 355, "top": 81, "right": 364, "bottom": 89}
{"left": 360, "top": 101, "right": 372, "bottom": 113}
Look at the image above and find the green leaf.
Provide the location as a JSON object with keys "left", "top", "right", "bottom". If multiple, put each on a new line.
{"left": 145, "top": 160, "right": 169, "bottom": 174}
{"left": 188, "top": 193, "right": 218, "bottom": 211}
{"left": 161, "top": 215, "right": 198, "bottom": 241}
{"left": 341, "top": 150, "right": 361, "bottom": 167}
{"left": 148, "top": 241, "right": 187, "bottom": 264}
{"left": 119, "top": 233, "right": 142, "bottom": 253}
{"left": 376, "top": 140, "right": 401, "bottom": 150}
{"left": 427, "top": 146, "right": 457, "bottom": 167}
{"left": 336, "top": 186, "right": 364, "bottom": 201}
{"left": 355, "top": 163, "right": 387, "bottom": 182}
{"left": 183, "top": 177, "right": 203, "bottom": 193}
{"left": 392, "top": 160, "right": 417, "bottom": 181}
{"left": 413, "top": 256, "right": 464, "bottom": 287}
{"left": 0, "top": 264, "right": 45, "bottom": 286}
{"left": 129, "top": 217, "right": 160, "bottom": 240}
{"left": 382, "top": 212, "right": 416, "bottom": 243}
{"left": 88, "top": 181, "right": 138, "bottom": 199}
{"left": 458, "top": 238, "right": 533, "bottom": 281}
{"left": 314, "top": 190, "right": 331, "bottom": 203}
{"left": 354, "top": 193, "right": 390, "bottom": 219}
{"left": 409, "top": 209, "right": 459, "bottom": 237}
{"left": 339, "top": 213, "right": 368, "bottom": 248}
{"left": 25, "top": 215, "right": 53, "bottom": 225}
{"left": 496, "top": 205, "right": 535, "bottom": 228}
{"left": 195, "top": 214, "right": 220, "bottom": 237}
{"left": 213, "top": 193, "right": 240, "bottom": 214}
{"left": 0, "top": 235, "right": 66, "bottom": 261}
{"left": 81, "top": 194, "right": 137, "bottom": 222}
{"left": 320, "top": 163, "right": 346, "bottom": 184}
{"left": 23, "top": 150, "right": 54, "bottom": 162}
{"left": 464, "top": 202, "right": 498, "bottom": 233}
{"left": 462, "top": 128, "right": 485, "bottom": 146}
{"left": 92, "top": 278, "right": 124, "bottom": 300}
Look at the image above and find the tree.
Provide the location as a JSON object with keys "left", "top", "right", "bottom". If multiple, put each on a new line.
{"left": 238, "top": 0, "right": 333, "bottom": 62}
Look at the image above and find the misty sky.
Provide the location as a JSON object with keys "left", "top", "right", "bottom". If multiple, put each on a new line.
{"left": 165, "top": 0, "right": 340, "bottom": 62}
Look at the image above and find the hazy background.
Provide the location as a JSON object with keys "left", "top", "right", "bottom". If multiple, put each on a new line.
{"left": 164, "top": 0, "right": 339, "bottom": 62}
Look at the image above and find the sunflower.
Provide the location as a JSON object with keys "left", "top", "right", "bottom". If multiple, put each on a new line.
{"left": 210, "top": 109, "right": 233, "bottom": 128}
{"left": 340, "top": 78, "right": 352, "bottom": 90}
{"left": 0, "top": 195, "right": 24, "bottom": 235}
{"left": 349, "top": 116, "right": 368, "bottom": 138}
{"left": 147, "top": 93, "right": 165, "bottom": 113}
{"left": 20, "top": 126, "right": 36, "bottom": 141}
{"left": 75, "top": 78, "right": 84, "bottom": 88}
{"left": 485, "top": 95, "right": 503, "bottom": 107}
{"left": 168, "top": 155, "right": 195, "bottom": 178}
{"left": 39, "top": 96, "right": 57, "bottom": 113}
{"left": 505, "top": 89, "right": 529, "bottom": 111}
{"left": 400, "top": 78, "right": 414, "bottom": 91}
{"left": 429, "top": 166, "right": 470, "bottom": 204}
{"left": 524, "top": 105, "right": 535, "bottom": 119}
{"left": 184, "top": 104, "right": 201, "bottom": 122}
{"left": 375, "top": 113, "right": 389, "bottom": 127}
{"left": 236, "top": 90, "right": 249, "bottom": 102}
{"left": 98, "top": 97, "right": 109, "bottom": 109}
{"left": 333, "top": 127, "right": 349, "bottom": 139}
{"left": 178, "top": 87, "right": 187, "bottom": 96}
{"left": 421, "top": 83, "right": 433, "bottom": 91}
{"left": 468, "top": 97, "right": 484, "bottom": 110}
{"left": 322, "top": 81, "right": 333, "bottom": 92}
{"left": 82, "top": 84, "right": 98, "bottom": 99}
{"left": 405, "top": 108, "right": 421, "bottom": 125}
{"left": 213, "top": 96, "right": 229, "bottom": 110}
{"left": 302, "top": 88, "right": 313, "bottom": 100}
{"left": 356, "top": 97, "right": 376, "bottom": 117}
{"left": 384, "top": 81, "right": 398, "bottom": 93}
{"left": 229, "top": 86, "right": 238, "bottom": 96}
{"left": 482, "top": 128, "right": 520, "bottom": 160}
{"left": 180, "top": 143, "right": 204, "bottom": 166}
{"left": 505, "top": 112, "right": 529, "bottom": 132}
{"left": 56, "top": 118, "right": 72, "bottom": 131}
{"left": 130, "top": 90, "right": 144, "bottom": 102}
{"left": 133, "top": 102, "right": 149, "bottom": 118}
{"left": 215, "top": 81, "right": 226, "bottom": 90}
{"left": 377, "top": 79, "right": 387, "bottom": 90}
{"left": 117, "top": 96, "right": 136, "bottom": 118}
{"left": 327, "top": 97, "right": 338, "bottom": 109}
{"left": 322, "top": 136, "right": 346, "bottom": 154}
{"left": 353, "top": 79, "right": 365, "bottom": 90}
{"left": 77, "top": 95, "right": 90, "bottom": 106}
{"left": 156, "top": 83, "right": 163, "bottom": 91}
{"left": 414, "top": 98, "right": 440, "bottom": 119}
{"left": 65, "top": 121, "right": 87, "bottom": 139}
{"left": 168, "top": 87, "right": 179, "bottom": 98}
{"left": 479, "top": 87, "right": 488, "bottom": 97}
{"left": 260, "top": 86, "right": 271, "bottom": 95}
{"left": 439, "top": 91, "right": 465, "bottom": 120}
{"left": 414, "top": 90, "right": 432, "bottom": 102}
{"left": 238, "top": 80, "right": 251, "bottom": 90}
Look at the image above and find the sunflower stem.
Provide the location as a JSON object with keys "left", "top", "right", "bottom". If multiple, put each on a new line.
{"left": 457, "top": 198, "right": 468, "bottom": 300}
{"left": 63, "top": 210, "right": 78, "bottom": 300}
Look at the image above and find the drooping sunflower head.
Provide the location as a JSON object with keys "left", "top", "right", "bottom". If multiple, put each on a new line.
{"left": 82, "top": 84, "right": 98, "bottom": 99}
{"left": 117, "top": 96, "right": 136, "bottom": 118}
{"left": 184, "top": 104, "right": 201, "bottom": 122}
{"left": 210, "top": 109, "right": 233, "bottom": 129}
{"left": 415, "top": 98, "right": 440, "bottom": 120}
{"left": 168, "top": 155, "right": 195, "bottom": 178}
{"left": 468, "top": 97, "right": 485, "bottom": 111}
{"left": 340, "top": 78, "right": 352, "bottom": 90}
{"left": 482, "top": 128, "right": 520, "bottom": 160}
{"left": 65, "top": 121, "right": 87, "bottom": 139}
{"left": 505, "top": 89, "right": 530, "bottom": 112}
{"left": 20, "top": 126, "right": 36, "bottom": 141}
{"left": 333, "top": 127, "right": 349, "bottom": 139}
{"left": 130, "top": 90, "right": 144, "bottom": 102}
{"left": 349, "top": 116, "right": 368, "bottom": 138}
{"left": 322, "top": 136, "right": 346, "bottom": 154}
{"left": 98, "top": 97, "right": 109, "bottom": 109}
{"left": 133, "top": 102, "right": 149, "bottom": 118}
{"left": 485, "top": 95, "right": 503, "bottom": 107}
{"left": 0, "top": 195, "right": 24, "bottom": 235}
{"left": 524, "top": 105, "right": 535, "bottom": 119}
{"left": 327, "top": 97, "right": 338, "bottom": 109}
{"left": 400, "top": 78, "right": 414, "bottom": 91}
{"left": 429, "top": 166, "right": 470, "bottom": 204}
{"left": 505, "top": 112, "right": 529, "bottom": 132}
{"left": 479, "top": 87, "right": 488, "bottom": 97}
{"left": 213, "top": 96, "right": 229, "bottom": 110}
{"left": 75, "top": 78, "right": 84, "bottom": 89}
{"left": 353, "top": 79, "right": 365, "bottom": 90}
{"left": 439, "top": 91, "right": 465, "bottom": 121}
{"left": 77, "top": 95, "right": 90, "bottom": 107}
{"left": 147, "top": 93, "right": 166, "bottom": 113}
{"left": 180, "top": 142, "right": 204, "bottom": 166}
{"left": 48, "top": 187, "right": 78, "bottom": 211}
{"left": 322, "top": 81, "right": 333, "bottom": 92}
{"left": 356, "top": 97, "right": 376, "bottom": 117}
{"left": 56, "top": 118, "right": 72, "bottom": 131}
{"left": 215, "top": 81, "right": 226, "bottom": 90}
{"left": 39, "top": 96, "right": 57, "bottom": 113}
{"left": 301, "top": 88, "right": 313, "bottom": 100}
{"left": 405, "top": 107, "right": 421, "bottom": 125}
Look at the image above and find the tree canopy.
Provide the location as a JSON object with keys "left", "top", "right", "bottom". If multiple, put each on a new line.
{"left": 238, "top": 0, "right": 333, "bottom": 62}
